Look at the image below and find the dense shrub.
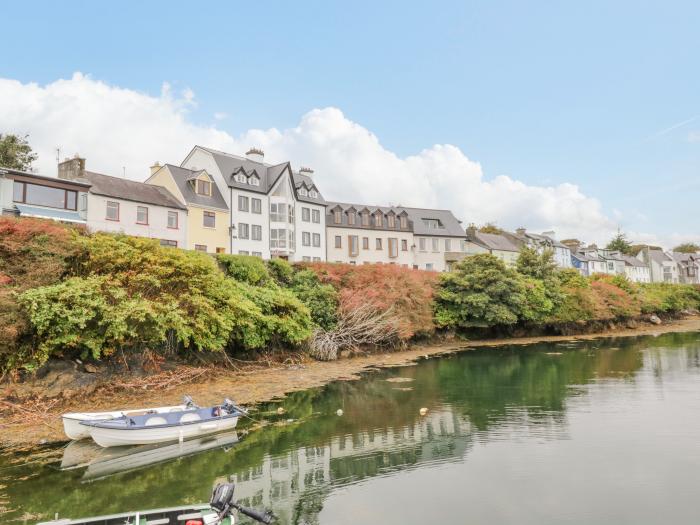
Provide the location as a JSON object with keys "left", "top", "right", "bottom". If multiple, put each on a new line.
{"left": 217, "top": 254, "right": 271, "bottom": 286}
{"left": 289, "top": 270, "right": 338, "bottom": 330}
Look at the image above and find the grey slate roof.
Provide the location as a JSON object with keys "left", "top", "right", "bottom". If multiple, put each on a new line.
{"left": 325, "top": 201, "right": 465, "bottom": 237}
{"left": 573, "top": 251, "right": 597, "bottom": 262}
{"left": 85, "top": 171, "right": 186, "bottom": 210}
{"left": 191, "top": 146, "right": 326, "bottom": 204}
{"left": 621, "top": 255, "right": 647, "bottom": 268}
{"left": 469, "top": 231, "right": 521, "bottom": 252}
{"left": 1, "top": 167, "right": 92, "bottom": 188}
{"left": 160, "top": 164, "right": 228, "bottom": 211}
{"left": 648, "top": 249, "right": 674, "bottom": 264}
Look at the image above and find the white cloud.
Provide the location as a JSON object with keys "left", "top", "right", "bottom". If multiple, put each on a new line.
{"left": 0, "top": 73, "right": 694, "bottom": 247}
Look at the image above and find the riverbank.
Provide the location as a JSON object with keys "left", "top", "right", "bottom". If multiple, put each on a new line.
{"left": 2, "top": 315, "right": 699, "bottom": 448}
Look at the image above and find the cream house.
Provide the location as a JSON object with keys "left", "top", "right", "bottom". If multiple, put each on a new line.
{"left": 325, "top": 202, "right": 465, "bottom": 271}
{"left": 147, "top": 164, "right": 230, "bottom": 254}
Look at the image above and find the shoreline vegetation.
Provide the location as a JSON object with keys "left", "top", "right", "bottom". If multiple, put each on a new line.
{"left": 2, "top": 216, "right": 700, "bottom": 446}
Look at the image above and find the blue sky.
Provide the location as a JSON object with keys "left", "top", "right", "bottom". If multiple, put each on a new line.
{"left": 2, "top": 0, "right": 699, "bottom": 245}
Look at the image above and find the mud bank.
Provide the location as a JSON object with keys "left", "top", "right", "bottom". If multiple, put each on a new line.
{"left": 2, "top": 316, "right": 700, "bottom": 447}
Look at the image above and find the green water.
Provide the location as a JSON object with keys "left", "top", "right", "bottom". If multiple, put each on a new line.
{"left": 3, "top": 331, "right": 700, "bottom": 524}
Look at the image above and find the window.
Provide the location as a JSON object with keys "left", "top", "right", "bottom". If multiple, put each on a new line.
{"left": 302, "top": 207, "right": 310, "bottom": 222}
{"left": 203, "top": 211, "right": 216, "bottom": 228}
{"left": 270, "top": 228, "right": 287, "bottom": 248}
{"left": 401, "top": 239, "right": 408, "bottom": 251}
{"left": 309, "top": 189, "right": 318, "bottom": 198}
{"left": 238, "top": 223, "right": 249, "bottom": 239}
{"left": 348, "top": 235, "right": 359, "bottom": 257}
{"left": 13, "top": 181, "right": 78, "bottom": 210}
{"left": 444, "top": 239, "right": 451, "bottom": 251}
{"left": 312, "top": 209, "right": 320, "bottom": 223}
{"left": 252, "top": 251, "right": 262, "bottom": 258}
{"left": 302, "top": 232, "right": 311, "bottom": 246}
{"left": 348, "top": 211, "right": 356, "bottom": 225}
{"left": 388, "top": 238, "right": 398, "bottom": 258}
{"left": 238, "top": 250, "right": 249, "bottom": 255}
{"left": 270, "top": 202, "right": 286, "bottom": 222}
{"left": 288, "top": 206, "right": 294, "bottom": 223}
{"left": 362, "top": 237, "right": 369, "bottom": 249}
{"left": 249, "top": 176, "right": 260, "bottom": 186}
{"left": 106, "top": 201, "right": 120, "bottom": 221}
{"left": 373, "top": 213, "right": 383, "bottom": 227}
{"left": 334, "top": 235, "right": 342, "bottom": 248}
{"left": 432, "top": 238, "right": 440, "bottom": 252}
{"left": 195, "top": 244, "right": 207, "bottom": 252}
{"left": 312, "top": 233, "right": 321, "bottom": 247}
{"left": 167, "top": 211, "right": 178, "bottom": 229}
{"left": 376, "top": 238, "right": 383, "bottom": 250}
{"left": 400, "top": 215, "right": 408, "bottom": 229}
{"left": 196, "top": 179, "right": 211, "bottom": 196}
{"left": 426, "top": 263, "right": 434, "bottom": 271}
{"left": 388, "top": 214, "right": 395, "bottom": 228}
{"left": 607, "top": 262, "right": 615, "bottom": 271}
{"left": 252, "top": 224, "right": 262, "bottom": 241}
{"left": 334, "top": 210, "right": 341, "bottom": 224}
{"left": 419, "top": 238, "right": 426, "bottom": 251}
{"left": 299, "top": 187, "right": 308, "bottom": 197}
{"left": 422, "top": 218, "right": 443, "bottom": 229}
{"left": 216, "top": 247, "right": 226, "bottom": 254}
{"left": 238, "top": 195, "right": 249, "bottom": 212}
{"left": 313, "top": 257, "right": 321, "bottom": 262}
{"left": 303, "top": 256, "right": 311, "bottom": 262}
{"left": 136, "top": 206, "right": 148, "bottom": 225}
{"left": 252, "top": 198, "right": 262, "bottom": 214}
{"left": 234, "top": 172, "right": 246, "bottom": 184}
{"left": 160, "top": 239, "right": 177, "bottom": 248}
{"left": 362, "top": 212, "right": 370, "bottom": 226}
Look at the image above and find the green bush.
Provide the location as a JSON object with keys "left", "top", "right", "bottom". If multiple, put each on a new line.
{"left": 267, "top": 258, "right": 294, "bottom": 286}
{"left": 217, "top": 254, "right": 271, "bottom": 286}
{"left": 289, "top": 269, "right": 339, "bottom": 330}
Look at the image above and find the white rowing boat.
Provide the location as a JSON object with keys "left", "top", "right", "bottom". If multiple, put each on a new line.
{"left": 61, "top": 396, "right": 195, "bottom": 440}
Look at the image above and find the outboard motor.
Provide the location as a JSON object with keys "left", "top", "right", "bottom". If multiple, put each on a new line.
{"left": 183, "top": 395, "right": 198, "bottom": 409}
{"left": 210, "top": 482, "right": 274, "bottom": 524}
{"left": 222, "top": 398, "right": 245, "bottom": 415}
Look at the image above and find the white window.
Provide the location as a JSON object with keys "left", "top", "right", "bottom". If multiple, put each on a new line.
{"left": 388, "top": 238, "right": 398, "bottom": 258}
{"left": 302, "top": 232, "right": 311, "bottom": 246}
{"left": 349, "top": 235, "right": 359, "bottom": 257}
{"left": 167, "top": 211, "right": 178, "bottom": 229}
{"left": 402, "top": 239, "right": 408, "bottom": 251}
{"left": 249, "top": 176, "right": 260, "bottom": 186}
{"left": 334, "top": 235, "right": 341, "bottom": 248}
{"left": 302, "top": 207, "right": 310, "bottom": 222}
{"left": 136, "top": 206, "right": 148, "bottom": 225}
{"left": 432, "top": 238, "right": 440, "bottom": 252}
{"left": 270, "top": 228, "right": 287, "bottom": 248}
{"left": 362, "top": 237, "right": 369, "bottom": 249}
{"left": 387, "top": 214, "right": 395, "bottom": 228}
{"left": 238, "top": 195, "right": 249, "bottom": 212}
{"left": 400, "top": 215, "right": 408, "bottom": 228}
{"left": 312, "top": 209, "right": 320, "bottom": 223}
{"left": 348, "top": 211, "right": 356, "bottom": 225}
{"left": 313, "top": 257, "right": 321, "bottom": 262}
{"left": 419, "top": 238, "right": 426, "bottom": 251}
{"left": 422, "top": 218, "right": 442, "bottom": 229}
{"left": 252, "top": 224, "right": 262, "bottom": 241}
{"left": 444, "top": 239, "right": 451, "bottom": 251}
{"left": 299, "top": 187, "right": 308, "bottom": 196}
{"left": 251, "top": 198, "right": 262, "bottom": 214}
{"left": 309, "top": 189, "right": 318, "bottom": 198}
{"left": 312, "top": 233, "right": 321, "bottom": 247}
{"left": 376, "top": 238, "right": 383, "bottom": 250}
{"left": 238, "top": 223, "right": 249, "bottom": 239}
{"left": 270, "top": 203, "right": 286, "bottom": 222}
{"left": 160, "top": 239, "right": 177, "bottom": 248}
{"left": 106, "top": 201, "right": 120, "bottom": 221}
{"left": 303, "top": 256, "right": 311, "bottom": 262}
{"left": 373, "top": 213, "right": 383, "bottom": 227}
{"left": 252, "top": 251, "right": 262, "bottom": 258}
{"left": 334, "top": 210, "right": 341, "bottom": 224}
{"left": 239, "top": 250, "right": 249, "bottom": 255}
{"left": 234, "top": 173, "right": 247, "bottom": 184}
{"left": 426, "top": 263, "right": 434, "bottom": 271}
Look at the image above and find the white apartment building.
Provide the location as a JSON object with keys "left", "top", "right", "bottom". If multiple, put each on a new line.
{"left": 325, "top": 202, "right": 466, "bottom": 271}
{"left": 179, "top": 146, "right": 326, "bottom": 261}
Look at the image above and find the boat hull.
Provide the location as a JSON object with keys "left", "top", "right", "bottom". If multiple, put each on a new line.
{"left": 37, "top": 504, "right": 232, "bottom": 525}
{"left": 62, "top": 404, "right": 187, "bottom": 440}
{"left": 87, "top": 415, "right": 239, "bottom": 447}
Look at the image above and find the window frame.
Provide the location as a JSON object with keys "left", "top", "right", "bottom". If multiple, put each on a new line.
{"left": 196, "top": 179, "right": 212, "bottom": 196}
{"left": 167, "top": 211, "right": 179, "bottom": 229}
{"left": 238, "top": 222, "right": 249, "bottom": 239}
{"left": 302, "top": 231, "right": 311, "bottom": 246}
{"left": 136, "top": 205, "right": 149, "bottom": 225}
{"left": 13, "top": 180, "right": 79, "bottom": 211}
{"left": 106, "top": 201, "right": 120, "bottom": 221}
{"left": 251, "top": 198, "right": 262, "bottom": 214}
{"left": 251, "top": 224, "right": 262, "bottom": 241}
{"left": 362, "top": 237, "right": 369, "bottom": 250}
{"left": 203, "top": 211, "right": 216, "bottom": 228}
{"left": 376, "top": 238, "right": 383, "bottom": 250}
{"left": 348, "top": 235, "right": 359, "bottom": 257}
{"left": 238, "top": 195, "right": 249, "bottom": 212}
{"left": 194, "top": 244, "right": 207, "bottom": 252}
{"left": 334, "top": 235, "right": 342, "bottom": 249}
{"left": 312, "top": 233, "right": 321, "bottom": 247}
{"left": 302, "top": 207, "right": 310, "bottom": 222}
{"left": 312, "top": 209, "right": 320, "bottom": 223}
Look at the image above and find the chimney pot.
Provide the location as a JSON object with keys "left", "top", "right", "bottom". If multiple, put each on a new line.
{"left": 58, "top": 154, "right": 86, "bottom": 181}
{"left": 245, "top": 147, "right": 264, "bottom": 163}
{"left": 299, "top": 166, "right": 314, "bottom": 177}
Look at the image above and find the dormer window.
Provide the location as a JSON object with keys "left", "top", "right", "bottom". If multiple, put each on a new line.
{"left": 373, "top": 212, "right": 383, "bottom": 227}
{"left": 421, "top": 218, "right": 443, "bottom": 229}
{"left": 387, "top": 214, "right": 395, "bottom": 228}
{"left": 249, "top": 176, "right": 260, "bottom": 187}
{"left": 400, "top": 215, "right": 408, "bottom": 229}
{"left": 309, "top": 189, "right": 318, "bottom": 198}
{"left": 299, "top": 187, "right": 308, "bottom": 196}
{"left": 362, "top": 211, "right": 370, "bottom": 226}
{"left": 348, "top": 211, "right": 356, "bottom": 225}
{"left": 334, "top": 209, "right": 342, "bottom": 224}
{"left": 196, "top": 179, "right": 212, "bottom": 196}
{"left": 234, "top": 173, "right": 247, "bottom": 184}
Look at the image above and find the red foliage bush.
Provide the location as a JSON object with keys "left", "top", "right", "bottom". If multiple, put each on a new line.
{"left": 590, "top": 277, "right": 641, "bottom": 319}
{"left": 301, "top": 262, "right": 438, "bottom": 338}
{"left": 0, "top": 217, "right": 83, "bottom": 369}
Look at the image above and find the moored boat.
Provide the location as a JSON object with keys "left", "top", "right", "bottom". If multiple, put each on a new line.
{"left": 81, "top": 399, "right": 244, "bottom": 447}
{"left": 62, "top": 395, "right": 196, "bottom": 440}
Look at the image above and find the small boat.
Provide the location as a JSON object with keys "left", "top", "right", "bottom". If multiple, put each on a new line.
{"left": 39, "top": 482, "right": 273, "bottom": 525}
{"left": 81, "top": 399, "right": 244, "bottom": 448}
{"left": 62, "top": 395, "right": 197, "bottom": 440}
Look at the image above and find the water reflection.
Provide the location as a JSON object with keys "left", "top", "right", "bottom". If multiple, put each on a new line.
{"left": 3, "top": 331, "right": 700, "bottom": 524}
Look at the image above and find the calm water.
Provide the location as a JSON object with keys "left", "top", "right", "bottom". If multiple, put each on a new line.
{"left": 3, "top": 331, "right": 700, "bottom": 524}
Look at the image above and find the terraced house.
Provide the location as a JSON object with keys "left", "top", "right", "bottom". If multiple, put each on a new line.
{"left": 325, "top": 202, "right": 465, "bottom": 271}
{"left": 176, "top": 146, "right": 326, "bottom": 261}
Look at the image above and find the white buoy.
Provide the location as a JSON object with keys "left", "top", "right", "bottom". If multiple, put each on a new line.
{"left": 336, "top": 409, "right": 344, "bottom": 416}
{"left": 419, "top": 407, "right": 428, "bottom": 416}
{"left": 277, "top": 407, "right": 285, "bottom": 415}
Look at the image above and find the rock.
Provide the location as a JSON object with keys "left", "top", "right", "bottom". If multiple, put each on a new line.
{"left": 649, "top": 314, "right": 662, "bottom": 325}
{"left": 626, "top": 319, "right": 638, "bottom": 329}
{"left": 84, "top": 363, "right": 98, "bottom": 373}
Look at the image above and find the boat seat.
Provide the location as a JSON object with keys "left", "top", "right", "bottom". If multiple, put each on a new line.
{"left": 144, "top": 416, "right": 168, "bottom": 426}
{"left": 180, "top": 412, "right": 202, "bottom": 423}
{"left": 145, "top": 519, "right": 170, "bottom": 525}
{"left": 177, "top": 512, "right": 203, "bottom": 520}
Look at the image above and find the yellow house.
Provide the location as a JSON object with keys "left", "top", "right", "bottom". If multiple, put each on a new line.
{"left": 146, "top": 164, "right": 230, "bottom": 254}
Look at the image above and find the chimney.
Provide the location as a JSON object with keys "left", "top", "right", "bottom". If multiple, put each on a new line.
{"left": 150, "top": 161, "right": 161, "bottom": 176}
{"left": 516, "top": 227, "right": 526, "bottom": 236}
{"left": 465, "top": 224, "right": 477, "bottom": 238}
{"left": 299, "top": 166, "right": 314, "bottom": 177}
{"left": 542, "top": 230, "right": 557, "bottom": 240}
{"left": 245, "top": 147, "right": 264, "bottom": 163}
{"left": 58, "top": 153, "right": 86, "bottom": 180}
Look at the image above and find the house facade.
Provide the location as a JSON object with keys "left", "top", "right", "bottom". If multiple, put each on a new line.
{"left": 177, "top": 146, "right": 326, "bottom": 261}
{"left": 510, "top": 229, "right": 572, "bottom": 269}
{"left": 638, "top": 248, "right": 678, "bottom": 283}
{"left": 464, "top": 226, "right": 521, "bottom": 267}
{"left": 147, "top": 164, "right": 230, "bottom": 254}
{"left": 58, "top": 157, "right": 187, "bottom": 248}
{"left": 670, "top": 252, "right": 700, "bottom": 284}
{"left": 325, "top": 202, "right": 465, "bottom": 271}
{"left": 621, "top": 255, "right": 651, "bottom": 283}
{"left": 0, "top": 167, "right": 89, "bottom": 224}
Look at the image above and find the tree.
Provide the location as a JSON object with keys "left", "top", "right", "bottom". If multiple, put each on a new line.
{"left": 516, "top": 246, "right": 558, "bottom": 280}
{"left": 606, "top": 232, "right": 633, "bottom": 255}
{"left": 0, "top": 133, "right": 38, "bottom": 171}
{"left": 434, "top": 254, "right": 526, "bottom": 328}
{"left": 673, "top": 242, "right": 700, "bottom": 254}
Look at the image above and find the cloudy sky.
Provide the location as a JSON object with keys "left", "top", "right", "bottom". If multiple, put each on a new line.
{"left": 2, "top": 1, "right": 699, "bottom": 248}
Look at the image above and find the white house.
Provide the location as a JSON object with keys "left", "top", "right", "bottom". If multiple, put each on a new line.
{"left": 638, "top": 248, "right": 678, "bottom": 283}
{"left": 511, "top": 229, "right": 572, "bottom": 269}
{"left": 325, "top": 202, "right": 466, "bottom": 271}
{"left": 621, "top": 255, "right": 651, "bottom": 283}
{"left": 179, "top": 146, "right": 326, "bottom": 262}
{"left": 670, "top": 252, "right": 699, "bottom": 284}
{"left": 58, "top": 156, "right": 187, "bottom": 248}
{"left": 464, "top": 226, "right": 522, "bottom": 267}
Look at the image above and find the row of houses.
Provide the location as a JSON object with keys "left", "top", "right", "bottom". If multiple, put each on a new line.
{"left": 1, "top": 145, "right": 698, "bottom": 281}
